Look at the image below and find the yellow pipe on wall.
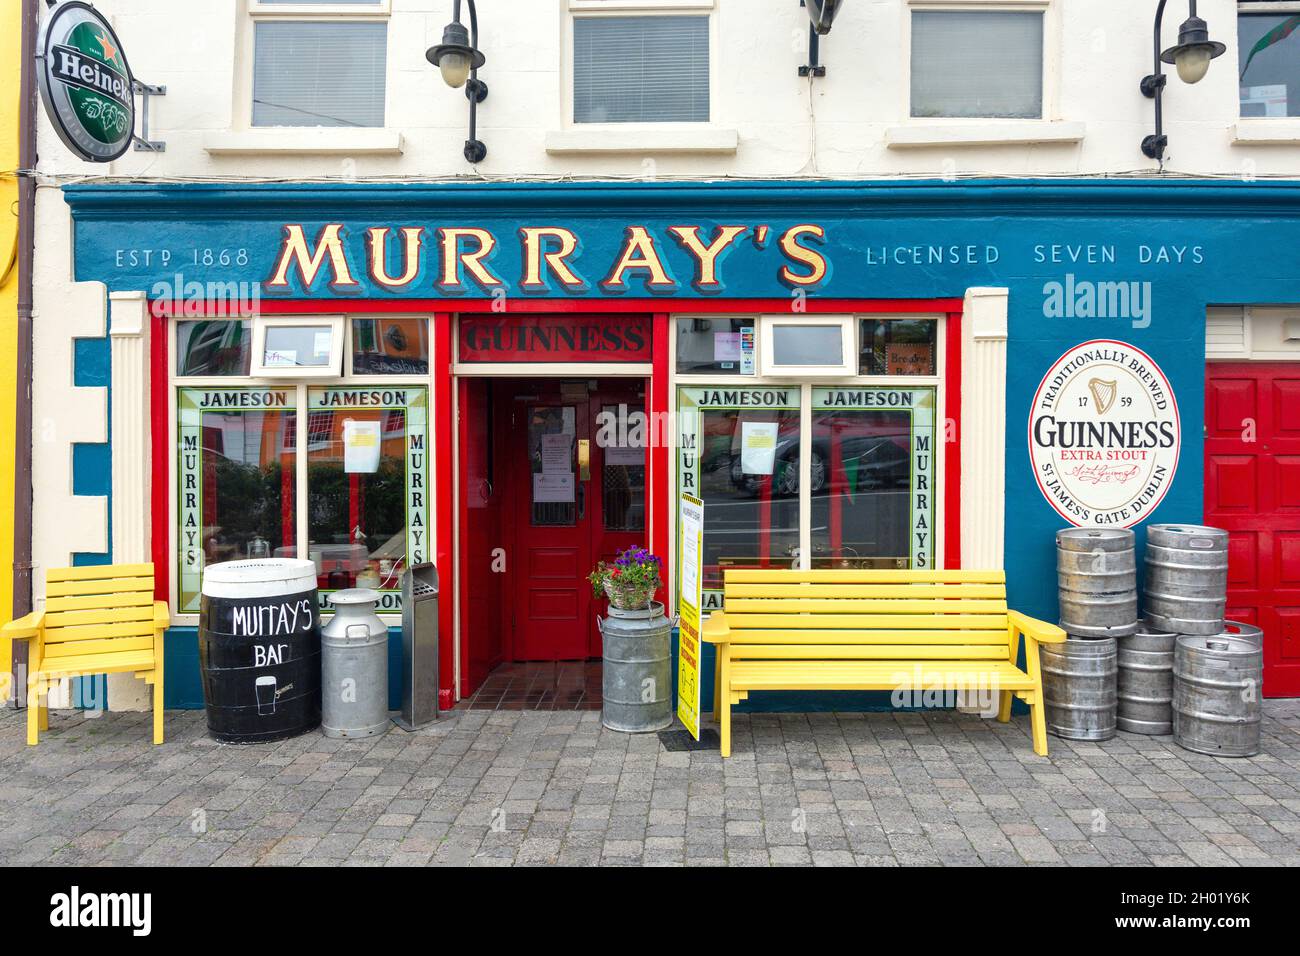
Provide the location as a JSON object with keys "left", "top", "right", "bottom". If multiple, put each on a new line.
{"left": 0, "top": 0, "right": 21, "bottom": 666}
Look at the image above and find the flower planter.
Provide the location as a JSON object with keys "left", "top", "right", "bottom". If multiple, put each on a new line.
{"left": 598, "top": 601, "right": 673, "bottom": 733}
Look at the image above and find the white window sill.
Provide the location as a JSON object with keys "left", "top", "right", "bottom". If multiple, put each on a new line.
{"left": 544, "top": 125, "right": 739, "bottom": 155}
{"left": 885, "top": 120, "right": 1086, "bottom": 149}
{"left": 1232, "top": 119, "right": 1300, "bottom": 145}
{"left": 203, "top": 128, "right": 405, "bottom": 156}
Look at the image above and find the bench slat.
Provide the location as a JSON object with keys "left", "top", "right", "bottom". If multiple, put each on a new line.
{"left": 715, "top": 629, "right": 1010, "bottom": 645}
{"left": 36, "top": 649, "right": 157, "bottom": 679}
{"left": 728, "top": 660, "right": 1035, "bottom": 691}
{"left": 723, "top": 598, "right": 1008, "bottom": 614}
{"left": 42, "top": 636, "right": 155, "bottom": 659}
{"left": 724, "top": 583, "right": 1007, "bottom": 599}
{"left": 41, "top": 621, "right": 160, "bottom": 643}
{"left": 734, "top": 645, "right": 1009, "bottom": 660}
{"left": 44, "top": 591, "right": 155, "bottom": 613}
{"left": 724, "top": 613, "right": 1009, "bottom": 630}
{"left": 45, "top": 563, "right": 153, "bottom": 583}
{"left": 723, "top": 569, "right": 1005, "bottom": 584}
{"left": 44, "top": 606, "right": 155, "bottom": 629}
{"left": 45, "top": 577, "right": 154, "bottom": 597}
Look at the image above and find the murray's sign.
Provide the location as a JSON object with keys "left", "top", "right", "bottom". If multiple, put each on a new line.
{"left": 37, "top": 1, "right": 136, "bottom": 162}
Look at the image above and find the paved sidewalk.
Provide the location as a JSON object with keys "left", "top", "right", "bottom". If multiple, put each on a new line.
{"left": 1, "top": 703, "right": 1298, "bottom": 866}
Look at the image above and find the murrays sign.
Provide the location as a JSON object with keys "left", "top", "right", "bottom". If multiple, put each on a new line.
{"left": 36, "top": 1, "right": 136, "bottom": 162}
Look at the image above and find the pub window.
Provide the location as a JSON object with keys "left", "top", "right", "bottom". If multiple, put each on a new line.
{"left": 758, "top": 315, "right": 857, "bottom": 378}
{"left": 1238, "top": 2, "right": 1300, "bottom": 117}
{"left": 910, "top": 9, "right": 1045, "bottom": 119}
{"left": 177, "top": 320, "right": 253, "bottom": 376}
{"left": 174, "top": 315, "right": 429, "bottom": 616}
{"left": 676, "top": 387, "right": 802, "bottom": 609}
{"left": 673, "top": 314, "right": 946, "bottom": 612}
{"left": 351, "top": 317, "right": 429, "bottom": 375}
{"left": 809, "top": 387, "right": 937, "bottom": 570}
{"left": 249, "top": 1, "right": 389, "bottom": 129}
{"left": 252, "top": 315, "right": 346, "bottom": 377}
{"left": 572, "top": 14, "right": 711, "bottom": 124}
{"left": 859, "top": 317, "right": 938, "bottom": 375}
{"left": 675, "top": 318, "right": 755, "bottom": 375}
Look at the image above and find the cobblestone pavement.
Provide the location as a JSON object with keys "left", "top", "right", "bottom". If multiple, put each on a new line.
{"left": 1, "top": 702, "right": 1298, "bottom": 867}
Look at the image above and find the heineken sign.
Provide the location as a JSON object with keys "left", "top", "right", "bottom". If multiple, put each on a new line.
{"left": 37, "top": 1, "right": 136, "bottom": 162}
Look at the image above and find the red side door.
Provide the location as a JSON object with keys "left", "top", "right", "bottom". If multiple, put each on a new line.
{"left": 1205, "top": 362, "right": 1300, "bottom": 697}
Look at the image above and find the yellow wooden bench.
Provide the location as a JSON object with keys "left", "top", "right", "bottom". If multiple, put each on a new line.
{"left": 1, "top": 563, "right": 170, "bottom": 745}
{"left": 701, "top": 569, "right": 1065, "bottom": 758}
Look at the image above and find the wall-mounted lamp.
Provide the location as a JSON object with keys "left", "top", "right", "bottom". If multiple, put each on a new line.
{"left": 426, "top": 0, "right": 488, "bottom": 163}
{"left": 799, "top": 0, "right": 846, "bottom": 77}
{"left": 1140, "top": 0, "right": 1226, "bottom": 161}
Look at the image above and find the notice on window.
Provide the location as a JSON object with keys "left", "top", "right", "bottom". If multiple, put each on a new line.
{"left": 740, "top": 421, "right": 778, "bottom": 475}
{"left": 714, "top": 332, "right": 741, "bottom": 363}
{"left": 886, "top": 343, "right": 934, "bottom": 376}
{"left": 541, "top": 433, "right": 573, "bottom": 476}
{"left": 313, "top": 331, "right": 333, "bottom": 357}
{"left": 740, "top": 326, "right": 755, "bottom": 374}
{"left": 343, "top": 419, "right": 382, "bottom": 474}
{"left": 264, "top": 349, "right": 297, "bottom": 367}
{"left": 606, "top": 444, "right": 643, "bottom": 467}
{"left": 1242, "top": 84, "right": 1287, "bottom": 118}
{"left": 677, "top": 493, "right": 704, "bottom": 741}
{"left": 533, "top": 473, "right": 575, "bottom": 504}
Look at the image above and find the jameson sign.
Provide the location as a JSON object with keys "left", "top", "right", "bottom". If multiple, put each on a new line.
{"left": 1029, "top": 339, "right": 1181, "bottom": 529}
{"left": 37, "top": 1, "right": 136, "bottom": 162}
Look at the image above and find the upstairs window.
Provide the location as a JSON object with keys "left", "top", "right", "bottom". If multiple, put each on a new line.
{"left": 1239, "top": 2, "right": 1300, "bottom": 117}
{"left": 573, "top": 14, "right": 710, "bottom": 123}
{"left": 250, "top": 1, "right": 389, "bottom": 128}
{"left": 911, "top": 9, "right": 1044, "bottom": 119}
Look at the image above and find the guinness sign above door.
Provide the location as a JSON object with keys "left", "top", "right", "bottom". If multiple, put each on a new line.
{"left": 458, "top": 315, "right": 653, "bottom": 364}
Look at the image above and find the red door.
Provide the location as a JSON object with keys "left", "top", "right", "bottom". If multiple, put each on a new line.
{"left": 506, "top": 380, "right": 648, "bottom": 660}
{"left": 1205, "top": 362, "right": 1300, "bottom": 696}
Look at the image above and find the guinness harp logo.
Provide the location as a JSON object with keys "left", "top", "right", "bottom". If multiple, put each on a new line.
{"left": 1089, "top": 378, "right": 1118, "bottom": 415}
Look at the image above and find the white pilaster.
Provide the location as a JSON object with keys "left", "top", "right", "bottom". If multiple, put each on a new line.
{"left": 107, "top": 291, "right": 153, "bottom": 712}
{"left": 960, "top": 287, "right": 1009, "bottom": 571}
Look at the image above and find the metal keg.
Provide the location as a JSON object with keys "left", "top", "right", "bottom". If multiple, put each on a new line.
{"left": 1117, "top": 624, "right": 1177, "bottom": 735}
{"left": 1057, "top": 528, "right": 1138, "bottom": 639}
{"left": 1173, "top": 635, "right": 1262, "bottom": 758}
{"left": 1040, "top": 636, "right": 1118, "bottom": 741}
{"left": 1222, "top": 620, "right": 1263, "bottom": 647}
{"left": 599, "top": 602, "right": 673, "bottom": 733}
{"left": 322, "top": 589, "right": 391, "bottom": 738}
{"left": 1145, "top": 524, "right": 1229, "bottom": 636}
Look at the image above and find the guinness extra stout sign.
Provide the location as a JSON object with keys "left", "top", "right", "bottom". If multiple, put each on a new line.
{"left": 1029, "top": 339, "right": 1180, "bottom": 528}
{"left": 36, "top": 2, "right": 136, "bottom": 162}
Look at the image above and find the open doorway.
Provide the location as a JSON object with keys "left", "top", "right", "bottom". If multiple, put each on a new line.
{"left": 459, "top": 376, "right": 649, "bottom": 702}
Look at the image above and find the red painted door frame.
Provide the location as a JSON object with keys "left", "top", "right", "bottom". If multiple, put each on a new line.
{"left": 149, "top": 297, "right": 964, "bottom": 708}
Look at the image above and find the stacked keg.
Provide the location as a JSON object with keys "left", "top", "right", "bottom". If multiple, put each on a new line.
{"left": 1141, "top": 524, "right": 1262, "bottom": 758}
{"left": 1045, "top": 529, "right": 1135, "bottom": 741}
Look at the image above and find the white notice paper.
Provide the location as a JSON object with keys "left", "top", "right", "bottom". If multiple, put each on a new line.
{"left": 606, "top": 444, "right": 643, "bottom": 466}
{"left": 533, "top": 473, "right": 575, "bottom": 503}
{"left": 343, "top": 419, "right": 382, "bottom": 473}
{"left": 541, "top": 433, "right": 573, "bottom": 475}
{"left": 740, "top": 421, "right": 778, "bottom": 476}
{"left": 313, "top": 331, "right": 333, "bottom": 357}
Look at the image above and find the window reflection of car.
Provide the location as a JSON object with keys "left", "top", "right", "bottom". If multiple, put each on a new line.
{"left": 729, "top": 433, "right": 910, "bottom": 496}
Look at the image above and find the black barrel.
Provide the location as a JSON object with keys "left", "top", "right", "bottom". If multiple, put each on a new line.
{"left": 199, "top": 559, "right": 322, "bottom": 743}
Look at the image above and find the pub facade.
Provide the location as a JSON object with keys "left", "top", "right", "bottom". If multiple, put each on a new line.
{"left": 20, "top": 1, "right": 1300, "bottom": 714}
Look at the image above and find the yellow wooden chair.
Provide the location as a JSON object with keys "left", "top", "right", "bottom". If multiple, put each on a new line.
{"left": 1, "top": 563, "right": 170, "bottom": 745}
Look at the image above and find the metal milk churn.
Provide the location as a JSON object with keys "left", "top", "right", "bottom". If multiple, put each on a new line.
{"left": 599, "top": 602, "right": 673, "bottom": 733}
{"left": 321, "top": 588, "right": 390, "bottom": 738}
